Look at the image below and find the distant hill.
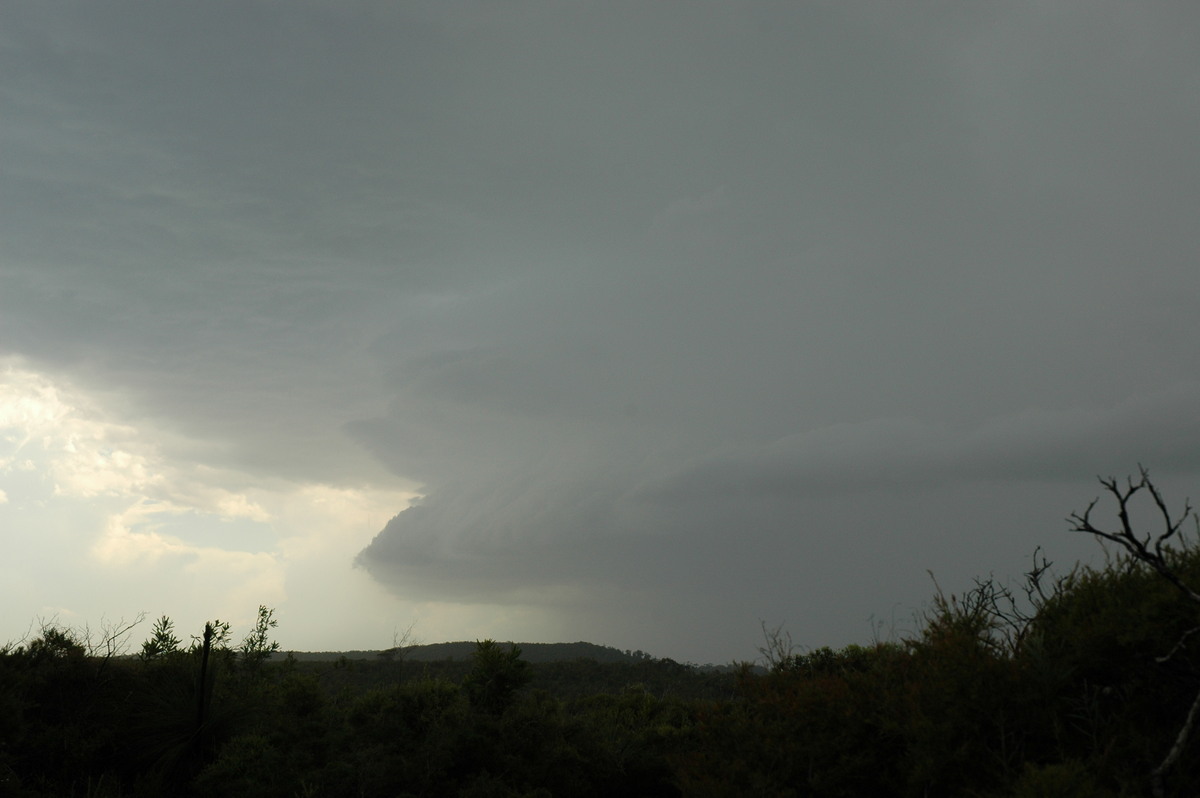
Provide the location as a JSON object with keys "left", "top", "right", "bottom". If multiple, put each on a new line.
{"left": 280, "top": 641, "right": 656, "bottom": 664}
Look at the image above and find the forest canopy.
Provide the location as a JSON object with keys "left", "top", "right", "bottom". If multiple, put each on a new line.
{"left": 4, "top": 471, "right": 1200, "bottom": 797}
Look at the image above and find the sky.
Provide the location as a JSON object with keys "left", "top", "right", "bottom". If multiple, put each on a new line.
{"left": 1, "top": 1, "right": 1199, "bottom": 665}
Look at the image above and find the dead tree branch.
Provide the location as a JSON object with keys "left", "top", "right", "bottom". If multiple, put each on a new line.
{"left": 1068, "top": 466, "right": 1200, "bottom": 604}
{"left": 1069, "top": 467, "right": 1200, "bottom": 798}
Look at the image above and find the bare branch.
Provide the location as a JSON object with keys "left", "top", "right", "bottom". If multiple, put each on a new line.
{"left": 93, "top": 613, "right": 146, "bottom": 660}
{"left": 1022, "top": 546, "right": 1057, "bottom": 606}
{"left": 758, "top": 621, "right": 798, "bottom": 670}
{"left": 1071, "top": 468, "right": 1200, "bottom": 794}
{"left": 1152, "top": 682, "right": 1200, "bottom": 798}
{"left": 1069, "top": 469, "right": 1200, "bottom": 605}
{"left": 1156, "top": 625, "right": 1200, "bottom": 665}
{"left": 1144, "top": 469, "right": 1194, "bottom": 559}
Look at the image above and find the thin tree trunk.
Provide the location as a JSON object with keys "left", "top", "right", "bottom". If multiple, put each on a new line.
{"left": 1152, "top": 681, "right": 1200, "bottom": 798}
{"left": 196, "top": 622, "right": 213, "bottom": 733}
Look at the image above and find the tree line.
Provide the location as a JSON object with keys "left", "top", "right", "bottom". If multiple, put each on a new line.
{"left": 4, "top": 470, "right": 1200, "bottom": 796}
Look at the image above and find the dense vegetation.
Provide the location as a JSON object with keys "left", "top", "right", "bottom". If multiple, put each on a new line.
{"left": 6, "top": 473, "right": 1200, "bottom": 796}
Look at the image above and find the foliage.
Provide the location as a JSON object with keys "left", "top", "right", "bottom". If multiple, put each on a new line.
{"left": 239, "top": 605, "right": 281, "bottom": 671}
{"left": 196, "top": 618, "right": 232, "bottom": 651}
{"left": 1005, "top": 759, "right": 1119, "bottom": 798}
{"left": 464, "top": 639, "right": 533, "bottom": 714}
{"left": 140, "top": 615, "right": 182, "bottom": 662}
{"left": 9, "top": 474, "right": 1200, "bottom": 795}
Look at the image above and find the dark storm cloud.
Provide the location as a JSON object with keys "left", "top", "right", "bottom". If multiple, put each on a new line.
{"left": 350, "top": 3, "right": 1200, "bottom": 659}
{"left": 4, "top": 1, "right": 1199, "bottom": 660}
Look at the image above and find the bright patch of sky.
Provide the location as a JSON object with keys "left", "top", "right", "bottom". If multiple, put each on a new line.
{"left": 0, "top": 359, "right": 565, "bottom": 651}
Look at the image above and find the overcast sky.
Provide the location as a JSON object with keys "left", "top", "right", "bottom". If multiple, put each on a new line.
{"left": 2, "top": 1, "right": 1198, "bottom": 664}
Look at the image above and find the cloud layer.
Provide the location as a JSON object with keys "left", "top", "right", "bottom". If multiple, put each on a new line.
{"left": 2, "top": 2, "right": 1199, "bottom": 661}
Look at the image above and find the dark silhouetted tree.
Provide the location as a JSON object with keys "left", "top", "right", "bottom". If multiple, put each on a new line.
{"left": 463, "top": 639, "right": 531, "bottom": 713}
{"left": 140, "top": 615, "right": 182, "bottom": 662}
{"left": 1070, "top": 467, "right": 1200, "bottom": 798}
